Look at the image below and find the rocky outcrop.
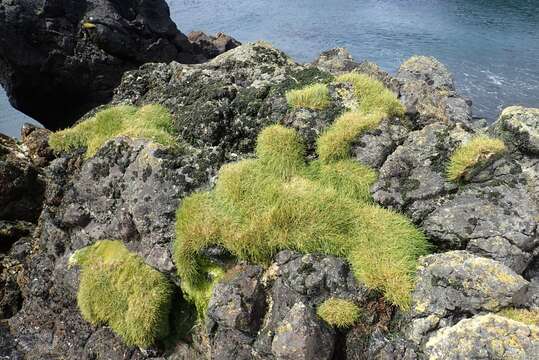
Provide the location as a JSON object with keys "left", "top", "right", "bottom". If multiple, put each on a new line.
{"left": 396, "top": 56, "right": 473, "bottom": 128}
{"left": 0, "top": 0, "right": 239, "bottom": 130}
{"left": 2, "top": 42, "right": 538, "bottom": 359}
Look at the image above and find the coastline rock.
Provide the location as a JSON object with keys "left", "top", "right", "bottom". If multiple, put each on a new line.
{"left": 493, "top": 106, "right": 539, "bottom": 155}
{"left": 396, "top": 56, "right": 472, "bottom": 127}
{"left": 188, "top": 31, "right": 241, "bottom": 59}
{"left": 0, "top": 0, "right": 234, "bottom": 130}
{"left": 20, "top": 124, "right": 54, "bottom": 167}
{"left": 424, "top": 314, "right": 539, "bottom": 359}
{"left": 0, "top": 133, "right": 45, "bottom": 223}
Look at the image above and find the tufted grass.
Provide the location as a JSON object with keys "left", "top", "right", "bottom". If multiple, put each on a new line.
{"left": 316, "top": 72, "right": 404, "bottom": 163}
{"left": 335, "top": 72, "right": 404, "bottom": 117}
{"left": 70, "top": 240, "right": 172, "bottom": 348}
{"left": 498, "top": 308, "right": 539, "bottom": 326}
{"left": 317, "top": 298, "right": 361, "bottom": 328}
{"left": 49, "top": 104, "right": 177, "bottom": 158}
{"left": 174, "top": 123, "right": 428, "bottom": 314}
{"left": 286, "top": 83, "right": 331, "bottom": 110}
{"left": 446, "top": 135, "right": 506, "bottom": 182}
{"left": 317, "top": 111, "right": 383, "bottom": 163}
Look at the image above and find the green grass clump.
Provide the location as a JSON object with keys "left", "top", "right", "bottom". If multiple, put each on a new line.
{"left": 335, "top": 72, "right": 404, "bottom": 117}
{"left": 316, "top": 72, "right": 404, "bottom": 163}
{"left": 174, "top": 122, "right": 428, "bottom": 314}
{"left": 317, "top": 112, "right": 383, "bottom": 163}
{"left": 286, "top": 83, "right": 331, "bottom": 110}
{"left": 317, "top": 298, "right": 361, "bottom": 328}
{"left": 446, "top": 135, "right": 506, "bottom": 182}
{"left": 70, "top": 240, "right": 172, "bottom": 348}
{"left": 49, "top": 104, "right": 177, "bottom": 158}
{"left": 499, "top": 308, "right": 539, "bottom": 326}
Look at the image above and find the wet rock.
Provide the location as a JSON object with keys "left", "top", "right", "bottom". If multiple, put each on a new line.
{"left": 0, "top": 0, "right": 210, "bottom": 129}
{"left": 188, "top": 31, "right": 241, "bottom": 59}
{"left": 271, "top": 302, "right": 335, "bottom": 360}
{"left": 424, "top": 314, "right": 539, "bottom": 359}
{"left": 493, "top": 106, "right": 539, "bottom": 155}
{"left": 396, "top": 56, "right": 472, "bottom": 127}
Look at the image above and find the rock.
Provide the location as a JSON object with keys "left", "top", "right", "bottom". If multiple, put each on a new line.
{"left": 351, "top": 117, "right": 410, "bottom": 169}
{"left": 407, "top": 251, "right": 529, "bottom": 346}
{"left": 271, "top": 302, "right": 335, "bottom": 360}
{"left": 20, "top": 124, "right": 53, "bottom": 167}
{"left": 188, "top": 31, "right": 241, "bottom": 59}
{"left": 253, "top": 251, "right": 370, "bottom": 357}
{"left": 42, "top": 138, "right": 217, "bottom": 273}
{"left": 206, "top": 265, "right": 266, "bottom": 360}
{"left": 0, "top": 133, "right": 45, "bottom": 223}
{"left": 396, "top": 56, "right": 472, "bottom": 127}
{"left": 0, "top": 322, "right": 23, "bottom": 359}
{"left": 312, "top": 48, "right": 361, "bottom": 74}
{"left": 112, "top": 42, "right": 334, "bottom": 158}
{"left": 397, "top": 56, "right": 455, "bottom": 91}
{"left": 312, "top": 48, "right": 400, "bottom": 94}
{"left": 373, "top": 122, "right": 539, "bottom": 273}
{"left": 0, "top": 0, "right": 220, "bottom": 130}
{"left": 493, "top": 106, "right": 539, "bottom": 155}
{"left": 412, "top": 251, "right": 528, "bottom": 318}
{"left": 424, "top": 314, "right": 539, "bottom": 359}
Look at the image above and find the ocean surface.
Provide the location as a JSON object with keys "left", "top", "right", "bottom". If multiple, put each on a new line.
{"left": 1, "top": 0, "right": 538, "bottom": 137}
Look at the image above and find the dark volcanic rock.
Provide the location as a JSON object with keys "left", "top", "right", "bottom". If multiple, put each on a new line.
{"left": 0, "top": 133, "right": 45, "bottom": 222}
{"left": 0, "top": 0, "right": 210, "bottom": 130}
{"left": 188, "top": 31, "right": 241, "bottom": 59}
{"left": 20, "top": 124, "right": 54, "bottom": 167}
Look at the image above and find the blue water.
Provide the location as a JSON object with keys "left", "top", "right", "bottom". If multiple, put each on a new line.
{"left": 1, "top": 0, "right": 538, "bottom": 137}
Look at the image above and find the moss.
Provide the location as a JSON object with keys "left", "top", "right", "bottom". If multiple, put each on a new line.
{"left": 174, "top": 123, "right": 428, "bottom": 314}
{"left": 317, "top": 298, "right": 361, "bottom": 328}
{"left": 49, "top": 104, "right": 178, "bottom": 158}
{"left": 286, "top": 83, "right": 331, "bottom": 110}
{"left": 498, "top": 308, "right": 539, "bottom": 326}
{"left": 335, "top": 72, "right": 404, "bottom": 117}
{"left": 70, "top": 240, "right": 172, "bottom": 348}
{"left": 446, "top": 135, "right": 506, "bottom": 182}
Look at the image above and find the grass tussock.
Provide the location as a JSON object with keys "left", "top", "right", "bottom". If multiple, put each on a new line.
{"left": 316, "top": 72, "right": 404, "bottom": 162}
{"left": 174, "top": 123, "right": 428, "bottom": 315}
{"left": 286, "top": 83, "right": 331, "bottom": 110}
{"left": 317, "top": 112, "right": 383, "bottom": 163}
{"left": 335, "top": 72, "right": 404, "bottom": 117}
{"left": 498, "top": 308, "right": 539, "bottom": 327}
{"left": 317, "top": 298, "right": 360, "bottom": 328}
{"left": 49, "top": 104, "right": 177, "bottom": 158}
{"left": 70, "top": 240, "right": 172, "bottom": 348}
{"left": 446, "top": 135, "right": 506, "bottom": 182}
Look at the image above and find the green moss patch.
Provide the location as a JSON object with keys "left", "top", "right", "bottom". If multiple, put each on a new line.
{"left": 286, "top": 83, "right": 331, "bottom": 110}
{"left": 174, "top": 123, "right": 428, "bottom": 313}
{"left": 70, "top": 240, "right": 172, "bottom": 348}
{"left": 446, "top": 135, "right": 506, "bottom": 182}
{"left": 317, "top": 298, "right": 360, "bottom": 328}
{"left": 49, "top": 104, "right": 177, "bottom": 158}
